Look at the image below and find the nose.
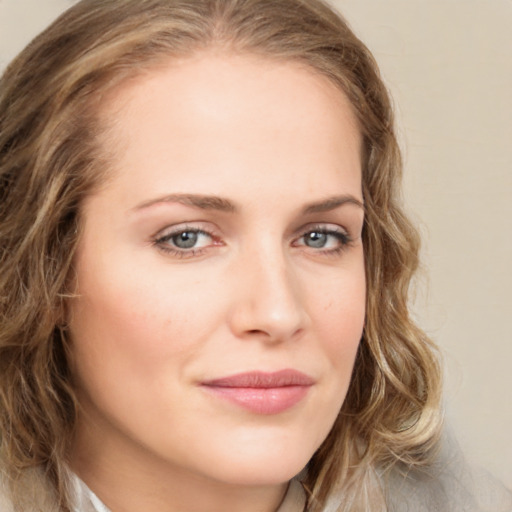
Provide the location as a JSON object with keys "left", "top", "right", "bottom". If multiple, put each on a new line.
{"left": 228, "top": 246, "right": 309, "bottom": 343}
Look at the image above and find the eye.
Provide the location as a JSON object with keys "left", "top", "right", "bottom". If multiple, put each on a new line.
{"left": 153, "top": 226, "right": 218, "bottom": 257}
{"left": 170, "top": 230, "right": 209, "bottom": 249}
{"left": 303, "top": 231, "right": 332, "bottom": 249}
{"left": 295, "top": 225, "right": 352, "bottom": 253}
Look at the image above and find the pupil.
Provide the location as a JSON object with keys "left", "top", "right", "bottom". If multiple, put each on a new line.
{"left": 306, "top": 232, "right": 327, "bottom": 248}
{"left": 173, "top": 231, "right": 198, "bottom": 249}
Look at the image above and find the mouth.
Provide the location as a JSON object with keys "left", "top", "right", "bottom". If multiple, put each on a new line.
{"left": 200, "top": 369, "right": 315, "bottom": 415}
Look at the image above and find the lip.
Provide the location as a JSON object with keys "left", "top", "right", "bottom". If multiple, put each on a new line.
{"left": 200, "top": 369, "right": 314, "bottom": 415}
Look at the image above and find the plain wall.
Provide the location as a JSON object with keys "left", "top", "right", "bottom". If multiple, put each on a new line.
{"left": 1, "top": 0, "right": 510, "bottom": 486}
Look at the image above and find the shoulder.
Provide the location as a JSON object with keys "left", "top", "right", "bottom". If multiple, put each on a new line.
{"left": 0, "top": 466, "right": 61, "bottom": 512}
{"left": 0, "top": 469, "right": 16, "bottom": 512}
{"left": 384, "top": 437, "right": 512, "bottom": 512}
{"left": 320, "top": 432, "right": 512, "bottom": 512}
{"left": 0, "top": 487, "right": 15, "bottom": 512}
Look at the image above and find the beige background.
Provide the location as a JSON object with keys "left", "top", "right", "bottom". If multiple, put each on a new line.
{"left": 1, "top": 0, "right": 510, "bottom": 486}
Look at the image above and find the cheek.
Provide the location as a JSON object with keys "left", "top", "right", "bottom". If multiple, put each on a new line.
{"left": 70, "top": 249, "right": 218, "bottom": 354}
{"left": 68, "top": 278, "right": 217, "bottom": 444}
{"left": 316, "top": 265, "right": 366, "bottom": 339}
{"left": 68, "top": 262, "right": 198, "bottom": 400}
{"left": 311, "top": 266, "right": 366, "bottom": 383}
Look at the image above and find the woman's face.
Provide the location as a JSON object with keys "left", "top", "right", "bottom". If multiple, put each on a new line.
{"left": 69, "top": 52, "right": 365, "bottom": 489}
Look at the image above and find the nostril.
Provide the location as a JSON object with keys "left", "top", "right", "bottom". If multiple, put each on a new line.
{"left": 247, "top": 329, "right": 269, "bottom": 336}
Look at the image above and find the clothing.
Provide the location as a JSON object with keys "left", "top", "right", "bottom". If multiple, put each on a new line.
{"left": 73, "top": 476, "right": 306, "bottom": 512}
{"left": 69, "top": 456, "right": 512, "bottom": 512}
{"left": 1, "top": 450, "right": 510, "bottom": 512}
{"left": 0, "top": 473, "right": 307, "bottom": 512}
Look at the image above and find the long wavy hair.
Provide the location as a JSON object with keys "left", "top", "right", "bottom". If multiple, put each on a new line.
{"left": 0, "top": 0, "right": 442, "bottom": 510}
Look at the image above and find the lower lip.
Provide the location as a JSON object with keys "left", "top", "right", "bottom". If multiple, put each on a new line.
{"left": 201, "top": 385, "right": 311, "bottom": 415}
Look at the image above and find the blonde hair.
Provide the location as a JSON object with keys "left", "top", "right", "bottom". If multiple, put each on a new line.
{"left": 0, "top": 1, "right": 442, "bottom": 510}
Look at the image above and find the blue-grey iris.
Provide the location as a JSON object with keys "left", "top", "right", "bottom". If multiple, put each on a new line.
{"left": 172, "top": 231, "right": 198, "bottom": 249}
{"left": 305, "top": 232, "right": 327, "bottom": 248}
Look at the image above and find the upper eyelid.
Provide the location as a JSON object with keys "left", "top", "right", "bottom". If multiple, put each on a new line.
{"left": 156, "top": 227, "right": 213, "bottom": 241}
{"left": 153, "top": 222, "right": 218, "bottom": 240}
{"left": 152, "top": 226, "right": 217, "bottom": 257}
{"left": 293, "top": 226, "right": 351, "bottom": 244}
{"left": 294, "top": 223, "right": 350, "bottom": 238}
{"left": 151, "top": 220, "right": 357, "bottom": 243}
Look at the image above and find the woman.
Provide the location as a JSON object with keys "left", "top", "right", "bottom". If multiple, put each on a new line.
{"left": 0, "top": 1, "right": 509, "bottom": 511}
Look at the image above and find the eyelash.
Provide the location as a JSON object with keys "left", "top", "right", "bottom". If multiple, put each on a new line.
{"left": 293, "top": 225, "right": 353, "bottom": 256}
{"left": 152, "top": 224, "right": 353, "bottom": 259}
{"left": 152, "top": 225, "right": 219, "bottom": 259}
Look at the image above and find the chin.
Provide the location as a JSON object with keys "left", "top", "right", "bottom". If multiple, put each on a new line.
{"left": 211, "top": 460, "right": 307, "bottom": 487}
{"left": 193, "top": 439, "right": 314, "bottom": 487}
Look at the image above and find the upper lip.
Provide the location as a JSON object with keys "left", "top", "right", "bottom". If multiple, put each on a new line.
{"left": 201, "top": 369, "right": 315, "bottom": 388}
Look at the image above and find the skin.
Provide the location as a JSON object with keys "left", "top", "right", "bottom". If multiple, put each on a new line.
{"left": 68, "top": 52, "right": 366, "bottom": 512}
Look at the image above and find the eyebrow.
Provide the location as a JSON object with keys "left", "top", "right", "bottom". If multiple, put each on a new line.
{"left": 134, "top": 193, "right": 236, "bottom": 212}
{"left": 301, "top": 195, "right": 364, "bottom": 214}
{"left": 133, "top": 193, "right": 364, "bottom": 214}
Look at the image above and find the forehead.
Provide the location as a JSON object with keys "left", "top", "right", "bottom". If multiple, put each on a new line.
{"left": 93, "top": 51, "right": 362, "bottom": 205}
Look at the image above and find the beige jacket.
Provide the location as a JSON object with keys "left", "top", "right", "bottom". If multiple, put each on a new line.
{"left": 0, "top": 471, "right": 306, "bottom": 512}
{"left": 1, "top": 455, "right": 510, "bottom": 512}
